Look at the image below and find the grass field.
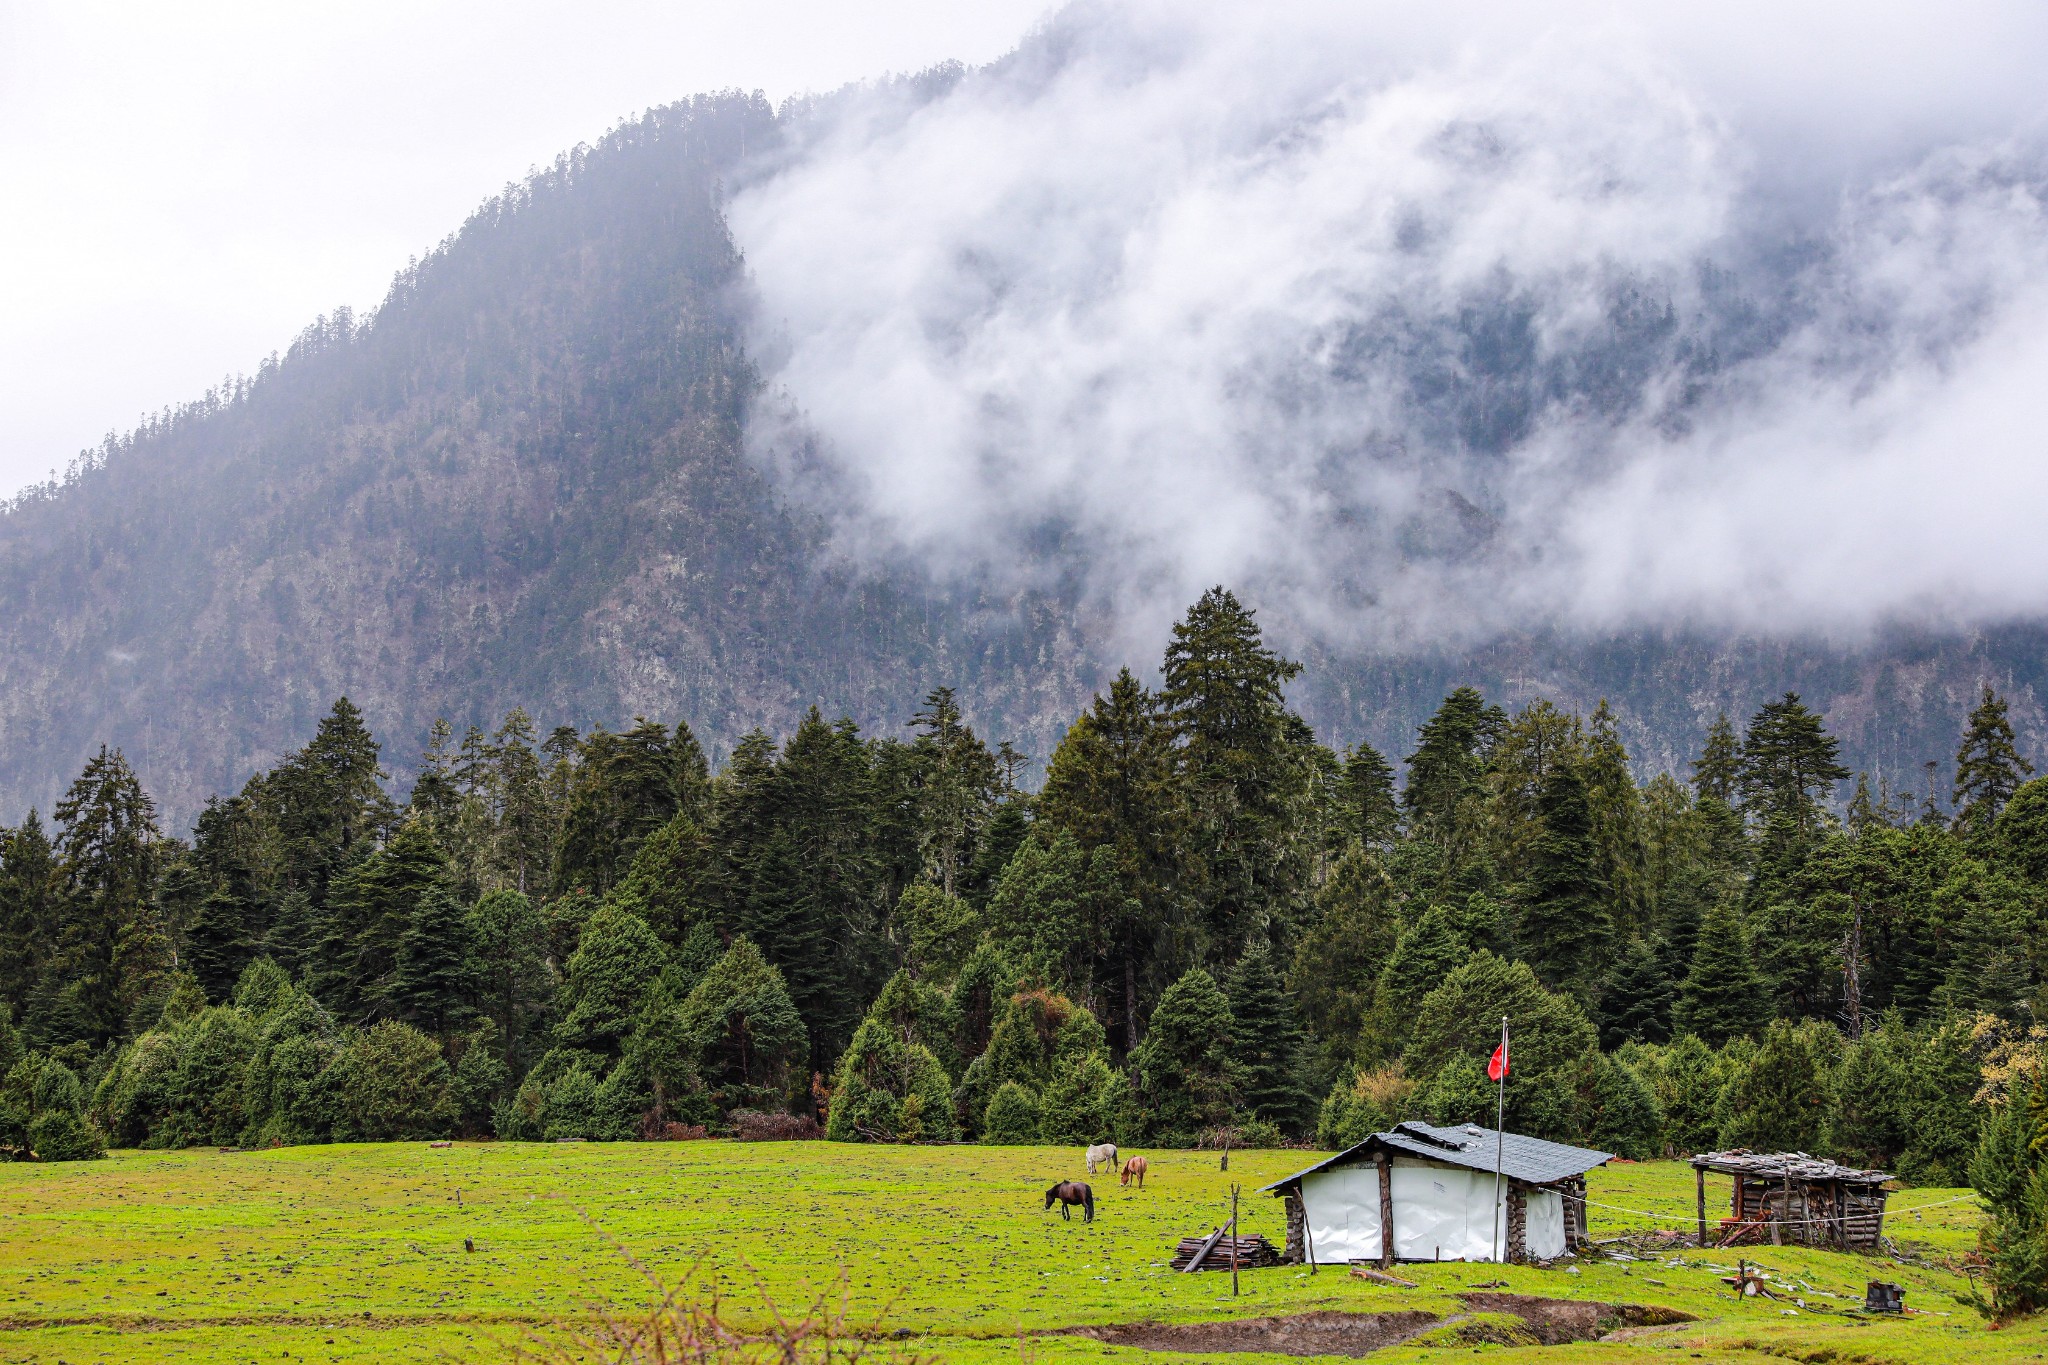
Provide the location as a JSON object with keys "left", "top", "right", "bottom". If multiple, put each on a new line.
{"left": 0, "top": 1141, "right": 2036, "bottom": 1364}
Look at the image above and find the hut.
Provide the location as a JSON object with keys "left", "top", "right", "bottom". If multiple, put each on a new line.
{"left": 1260, "top": 1121, "right": 1612, "bottom": 1265}
{"left": 1688, "top": 1150, "right": 1892, "bottom": 1250}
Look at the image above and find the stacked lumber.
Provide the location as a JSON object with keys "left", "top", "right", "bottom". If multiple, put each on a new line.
{"left": 1170, "top": 1232, "right": 1280, "bottom": 1271}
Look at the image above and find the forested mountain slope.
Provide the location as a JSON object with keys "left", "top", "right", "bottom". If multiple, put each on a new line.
{"left": 0, "top": 94, "right": 1092, "bottom": 824}
{"left": 2, "top": 88, "right": 2045, "bottom": 829}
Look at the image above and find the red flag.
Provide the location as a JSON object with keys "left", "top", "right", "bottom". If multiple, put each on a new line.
{"left": 1487, "top": 1041, "right": 1509, "bottom": 1081}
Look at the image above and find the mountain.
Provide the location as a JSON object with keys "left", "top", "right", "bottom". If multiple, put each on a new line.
{"left": 2, "top": 88, "right": 2044, "bottom": 829}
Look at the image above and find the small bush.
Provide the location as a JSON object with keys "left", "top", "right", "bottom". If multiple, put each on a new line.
{"left": 728, "top": 1110, "right": 821, "bottom": 1141}
{"left": 981, "top": 1081, "right": 1041, "bottom": 1144}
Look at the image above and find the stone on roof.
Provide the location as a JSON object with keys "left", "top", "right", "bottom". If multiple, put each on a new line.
{"left": 1688, "top": 1149, "right": 1890, "bottom": 1184}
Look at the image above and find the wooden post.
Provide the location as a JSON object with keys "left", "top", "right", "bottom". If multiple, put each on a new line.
{"left": 1231, "top": 1184, "right": 1241, "bottom": 1297}
{"left": 1301, "top": 1187, "right": 1318, "bottom": 1274}
{"left": 1695, "top": 1165, "right": 1707, "bottom": 1249}
{"left": 1220, "top": 1131, "right": 1231, "bottom": 1172}
{"left": 1771, "top": 1173, "right": 1788, "bottom": 1247}
{"left": 1376, "top": 1152, "right": 1395, "bottom": 1269}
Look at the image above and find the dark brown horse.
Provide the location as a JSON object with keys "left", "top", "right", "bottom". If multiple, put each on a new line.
{"left": 1045, "top": 1181, "right": 1095, "bottom": 1222}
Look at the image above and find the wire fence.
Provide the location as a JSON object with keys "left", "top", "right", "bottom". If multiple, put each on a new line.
{"left": 1579, "top": 1190, "right": 1980, "bottom": 1228}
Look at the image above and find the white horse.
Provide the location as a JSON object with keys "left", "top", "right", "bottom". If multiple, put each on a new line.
{"left": 1085, "top": 1142, "right": 1118, "bottom": 1174}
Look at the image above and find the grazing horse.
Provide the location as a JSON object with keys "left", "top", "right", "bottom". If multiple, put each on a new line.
{"left": 1045, "top": 1181, "right": 1095, "bottom": 1222}
{"left": 1119, "top": 1155, "right": 1148, "bottom": 1189}
{"left": 1085, "top": 1142, "right": 1118, "bottom": 1174}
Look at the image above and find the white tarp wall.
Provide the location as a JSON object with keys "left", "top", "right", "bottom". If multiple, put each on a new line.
{"left": 1300, "top": 1158, "right": 1522, "bottom": 1263}
{"left": 1524, "top": 1187, "right": 1566, "bottom": 1259}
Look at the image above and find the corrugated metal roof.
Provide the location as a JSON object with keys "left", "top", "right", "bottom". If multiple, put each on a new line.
{"left": 1260, "top": 1121, "right": 1613, "bottom": 1193}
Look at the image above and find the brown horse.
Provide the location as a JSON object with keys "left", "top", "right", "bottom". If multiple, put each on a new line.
{"left": 1119, "top": 1155, "right": 1148, "bottom": 1189}
{"left": 1045, "top": 1181, "right": 1095, "bottom": 1222}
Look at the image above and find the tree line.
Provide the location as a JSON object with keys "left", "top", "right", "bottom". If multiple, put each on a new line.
{"left": 1, "top": 587, "right": 2045, "bottom": 1302}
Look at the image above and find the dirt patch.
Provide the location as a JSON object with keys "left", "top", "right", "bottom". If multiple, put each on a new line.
{"left": 1056, "top": 1297, "right": 1696, "bottom": 1357}
{"left": 1064, "top": 1309, "right": 1441, "bottom": 1356}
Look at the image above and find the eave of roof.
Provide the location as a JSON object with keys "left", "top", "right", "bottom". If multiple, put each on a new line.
{"left": 1260, "top": 1121, "right": 1613, "bottom": 1193}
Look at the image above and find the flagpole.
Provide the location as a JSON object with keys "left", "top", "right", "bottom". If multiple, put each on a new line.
{"left": 1491, "top": 1014, "right": 1507, "bottom": 1263}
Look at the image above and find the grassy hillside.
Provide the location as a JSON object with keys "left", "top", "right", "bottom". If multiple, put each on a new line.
{"left": 0, "top": 1142, "right": 2023, "bottom": 1364}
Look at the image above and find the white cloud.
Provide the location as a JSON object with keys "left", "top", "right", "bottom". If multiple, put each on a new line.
{"left": 732, "top": 0, "right": 2048, "bottom": 649}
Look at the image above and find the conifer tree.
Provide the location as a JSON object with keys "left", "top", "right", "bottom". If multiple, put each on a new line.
{"left": 556, "top": 903, "right": 666, "bottom": 1056}
{"left": 1338, "top": 742, "right": 1400, "bottom": 849}
{"left": 0, "top": 815, "right": 61, "bottom": 1021}
{"left": 1994, "top": 776, "right": 2048, "bottom": 884}
{"left": 1954, "top": 685, "right": 2033, "bottom": 839}
{"left": 1358, "top": 904, "right": 1466, "bottom": 1061}
{"left": 678, "top": 937, "right": 807, "bottom": 1113}
{"left": 1692, "top": 713, "right": 1740, "bottom": 805}
{"left": 1518, "top": 764, "right": 1612, "bottom": 995}
{"left": 489, "top": 708, "right": 554, "bottom": 895}
{"left": 908, "top": 688, "right": 1000, "bottom": 899}
{"left": 1291, "top": 845, "right": 1400, "bottom": 1067}
{"left": 1159, "top": 588, "right": 1308, "bottom": 962}
{"left": 1739, "top": 693, "right": 1850, "bottom": 836}
{"left": 266, "top": 697, "right": 395, "bottom": 902}
{"left": 1673, "top": 900, "right": 1772, "bottom": 1045}
{"left": 1037, "top": 666, "right": 1179, "bottom": 1043}
{"left": 1225, "top": 945, "right": 1312, "bottom": 1134}
{"left": 465, "top": 889, "right": 551, "bottom": 1069}
{"left": 1127, "top": 967, "right": 1244, "bottom": 1142}
{"left": 1594, "top": 936, "right": 1674, "bottom": 1048}
{"left": 183, "top": 885, "right": 254, "bottom": 1002}
{"left": 52, "top": 746, "right": 163, "bottom": 1040}
{"left": 385, "top": 885, "right": 475, "bottom": 1034}
{"left": 1581, "top": 702, "right": 1648, "bottom": 933}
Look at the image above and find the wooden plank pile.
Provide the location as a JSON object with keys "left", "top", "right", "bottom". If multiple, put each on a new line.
{"left": 1170, "top": 1229, "right": 1281, "bottom": 1271}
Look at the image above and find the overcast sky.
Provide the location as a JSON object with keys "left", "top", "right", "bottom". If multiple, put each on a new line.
{"left": 0, "top": 0, "right": 1049, "bottom": 499}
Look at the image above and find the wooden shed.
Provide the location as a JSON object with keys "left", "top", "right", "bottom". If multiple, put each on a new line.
{"left": 1689, "top": 1150, "right": 1892, "bottom": 1250}
{"left": 1260, "top": 1122, "right": 1611, "bottom": 1266}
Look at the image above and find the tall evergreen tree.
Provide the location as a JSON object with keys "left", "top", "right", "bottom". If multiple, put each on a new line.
{"left": 1038, "top": 667, "right": 1181, "bottom": 1045}
{"left": 265, "top": 697, "right": 395, "bottom": 903}
{"left": 1954, "top": 685, "right": 2033, "bottom": 840}
{"left": 1594, "top": 936, "right": 1675, "bottom": 1048}
{"left": 0, "top": 814, "right": 61, "bottom": 1021}
{"left": 1692, "top": 713, "right": 1741, "bottom": 805}
{"left": 385, "top": 885, "right": 475, "bottom": 1034}
{"left": 1225, "top": 945, "right": 1312, "bottom": 1134}
{"left": 1127, "top": 967, "right": 1245, "bottom": 1141}
{"left": 1159, "top": 588, "right": 1308, "bottom": 962}
{"left": 52, "top": 746, "right": 164, "bottom": 1040}
{"left": 1404, "top": 687, "right": 1504, "bottom": 873}
{"left": 1337, "top": 742, "right": 1400, "bottom": 849}
{"left": 1518, "top": 764, "right": 1612, "bottom": 996}
{"left": 907, "top": 688, "right": 1000, "bottom": 900}
{"left": 1739, "top": 693, "right": 1850, "bottom": 836}
{"left": 183, "top": 885, "right": 255, "bottom": 1002}
{"left": 1673, "top": 900, "right": 1772, "bottom": 1045}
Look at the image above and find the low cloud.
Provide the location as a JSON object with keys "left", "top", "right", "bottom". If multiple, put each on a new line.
{"left": 730, "top": 0, "right": 2048, "bottom": 653}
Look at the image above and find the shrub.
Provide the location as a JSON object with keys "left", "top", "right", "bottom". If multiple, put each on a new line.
{"left": 1316, "top": 1063, "right": 1415, "bottom": 1150}
{"left": 1127, "top": 969, "right": 1244, "bottom": 1143}
{"left": 328, "top": 1021, "right": 455, "bottom": 1142}
{"left": 981, "top": 1081, "right": 1041, "bottom": 1144}
{"left": 729, "top": 1110, "right": 822, "bottom": 1141}
{"left": 827, "top": 1018, "right": 958, "bottom": 1143}
{"left": 680, "top": 939, "right": 809, "bottom": 1114}
{"left": 1036, "top": 1051, "right": 1126, "bottom": 1146}
{"left": 5, "top": 1055, "right": 103, "bottom": 1161}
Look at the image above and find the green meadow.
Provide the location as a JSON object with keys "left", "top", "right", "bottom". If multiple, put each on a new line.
{"left": 0, "top": 1142, "right": 2033, "bottom": 1364}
